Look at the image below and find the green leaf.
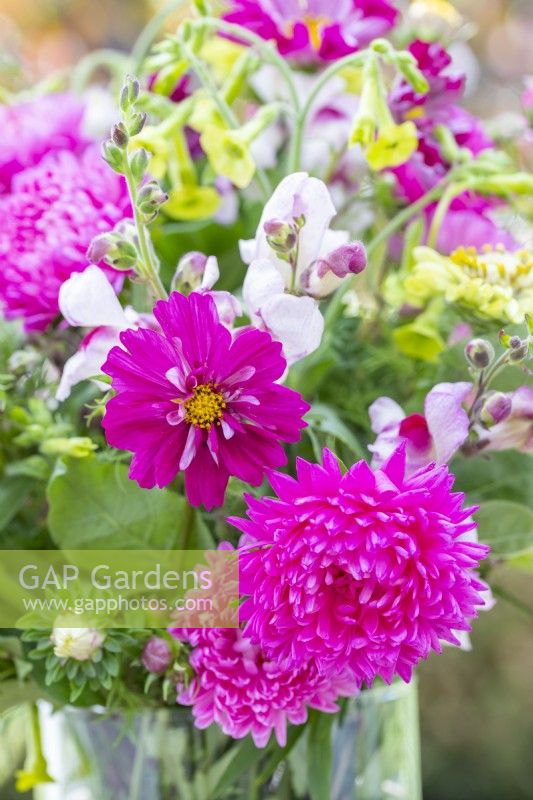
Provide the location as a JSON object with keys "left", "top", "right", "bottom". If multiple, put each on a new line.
{"left": 46, "top": 457, "right": 188, "bottom": 549}
{"left": 0, "top": 476, "right": 32, "bottom": 532}
{"left": 307, "top": 711, "right": 334, "bottom": 800}
{"left": 306, "top": 403, "right": 366, "bottom": 459}
{"left": 451, "top": 451, "right": 533, "bottom": 507}
{"left": 475, "top": 500, "right": 533, "bottom": 559}
{"left": 208, "top": 736, "right": 264, "bottom": 799}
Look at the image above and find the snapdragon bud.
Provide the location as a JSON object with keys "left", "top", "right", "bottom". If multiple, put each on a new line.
{"left": 142, "top": 637, "right": 173, "bottom": 674}
{"left": 87, "top": 231, "right": 138, "bottom": 270}
{"left": 172, "top": 251, "right": 209, "bottom": 292}
{"left": 264, "top": 219, "right": 298, "bottom": 254}
{"left": 127, "top": 112, "right": 148, "bottom": 137}
{"left": 137, "top": 181, "right": 169, "bottom": 220}
{"left": 465, "top": 338, "right": 495, "bottom": 369}
{"left": 111, "top": 122, "right": 129, "bottom": 149}
{"left": 320, "top": 241, "right": 367, "bottom": 278}
{"left": 481, "top": 392, "right": 512, "bottom": 426}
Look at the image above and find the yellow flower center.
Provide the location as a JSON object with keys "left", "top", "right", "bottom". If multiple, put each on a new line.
{"left": 450, "top": 245, "right": 533, "bottom": 289}
{"left": 184, "top": 383, "right": 226, "bottom": 430}
{"left": 285, "top": 10, "right": 330, "bottom": 51}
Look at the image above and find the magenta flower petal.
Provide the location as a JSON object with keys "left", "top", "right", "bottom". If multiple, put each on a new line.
{"left": 232, "top": 448, "right": 489, "bottom": 686}
{"left": 0, "top": 146, "right": 129, "bottom": 331}
{"left": 172, "top": 628, "right": 358, "bottom": 748}
{"left": 102, "top": 292, "right": 309, "bottom": 509}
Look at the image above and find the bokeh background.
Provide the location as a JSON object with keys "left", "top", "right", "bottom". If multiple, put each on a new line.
{"left": 0, "top": 1, "right": 532, "bottom": 798}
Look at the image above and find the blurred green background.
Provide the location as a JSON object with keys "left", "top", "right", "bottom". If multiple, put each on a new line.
{"left": 0, "top": 1, "right": 532, "bottom": 798}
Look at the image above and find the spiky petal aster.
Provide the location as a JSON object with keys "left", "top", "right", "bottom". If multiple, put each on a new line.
{"left": 232, "top": 447, "right": 489, "bottom": 685}
{"left": 102, "top": 292, "right": 309, "bottom": 510}
{"left": 0, "top": 146, "right": 129, "bottom": 331}
{"left": 172, "top": 628, "right": 358, "bottom": 748}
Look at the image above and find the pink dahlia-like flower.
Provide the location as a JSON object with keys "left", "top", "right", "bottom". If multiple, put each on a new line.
{"left": 0, "top": 92, "right": 87, "bottom": 192}
{"left": 0, "top": 146, "right": 129, "bottom": 331}
{"left": 172, "top": 628, "right": 357, "bottom": 747}
{"left": 223, "top": 0, "right": 398, "bottom": 63}
{"left": 101, "top": 291, "right": 309, "bottom": 509}
{"left": 232, "top": 447, "right": 489, "bottom": 685}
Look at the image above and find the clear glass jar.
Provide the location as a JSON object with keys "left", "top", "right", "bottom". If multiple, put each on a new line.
{"left": 35, "top": 679, "right": 421, "bottom": 800}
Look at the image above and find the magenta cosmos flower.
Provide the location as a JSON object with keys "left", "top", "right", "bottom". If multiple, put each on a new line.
{"left": 0, "top": 145, "right": 129, "bottom": 331}
{"left": 0, "top": 92, "right": 87, "bottom": 193}
{"left": 223, "top": 0, "right": 399, "bottom": 63}
{"left": 232, "top": 447, "right": 489, "bottom": 685}
{"left": 172, "top": 628, "right": 357, "bottom": 747}
{"left": 102, "top": 291, "right": 309, "bottom": 509}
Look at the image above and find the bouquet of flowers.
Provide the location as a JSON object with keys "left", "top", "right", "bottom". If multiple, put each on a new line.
{"left": 0, "top": 0, "right": 531, "bottom": 798}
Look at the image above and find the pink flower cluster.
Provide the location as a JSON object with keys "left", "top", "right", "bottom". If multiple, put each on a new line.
{"left": 0, "top": 94, "right": 129, "bottom": 331}
{"left": 173, "top": 628, "right": 357, "bottom": 748}
{"left": 232, "top": 447, "right": 489, "bottom": 685}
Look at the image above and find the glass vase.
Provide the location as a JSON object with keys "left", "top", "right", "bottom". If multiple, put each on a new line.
{"left": 34, "top": 679, "right": 421, "bottom": 800}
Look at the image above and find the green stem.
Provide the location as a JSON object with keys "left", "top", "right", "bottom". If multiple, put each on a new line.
{"left": 426, "top": 182, "right": 467, "bottom": 248}
{"left": 71, "top": 49, "right": 131, "bottom": 93}
{"left": 492, "top": 584, "right": 533, "bottom": 619}
{"left": 324, "top": 179, "right": 450, "bottom": 328}
{"left": 182, "top": 44, "right": 272, "bottom": 198}
{"left": 203, "top": 18, "right": 301, "bottom": 115}
{"left": 290, "top": 49, "right": 369, "bottom": 172}
{"left": 131, "top": 0, "right": 187, "bottom": 73}
{"left": 124, "top": 161, "right": 168, "bottom": 300}
{"left": 127, "top": 713, "right": 151, "bottom": 800}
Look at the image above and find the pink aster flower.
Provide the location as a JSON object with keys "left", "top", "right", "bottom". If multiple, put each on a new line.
{"left": 101, "top": 291, "right": 309, "bottom": 509}
{"left": 172, "top": 627, "right": 357, "bottom": 747}
{"left": 0, "top": 146, "right": 129, "bottom": 331}
{"left": 0, "top": 92, "right": 87, "bottom": 192}
{"left": 232, "top": 447, "right": 489, "bottom": 685}
{"left": 223, "top": 0, "right": 398, "bottom": 64}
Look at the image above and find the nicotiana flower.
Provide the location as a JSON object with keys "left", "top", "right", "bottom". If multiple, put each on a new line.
{"left": 368, "top": 382, "right": 472, "bottom": 473}
{"left": 172, "top": 628, "right": 358, "bottom": 748}
{"left": 232, "top": 447, "right": 489, "bottom": 685}
{"left": 0, "top": 146, "right": 130, "bottom": 331}
{"left": 223, "top": 0, "right": 398, "bottom": 64}
{"left": 0, "top": 92, "right": 87, "bottom": 192}
{"left": 405, "top": 245, "right": 533, "bottom": 323}
{"left": 102, "top": 291, "right": 309, "bottom": 509}
{"left": 242, "top": 172, "right": 366, "bottom": 363}
{"left": 51, "top": 627, "right": 105, "bottom": 662}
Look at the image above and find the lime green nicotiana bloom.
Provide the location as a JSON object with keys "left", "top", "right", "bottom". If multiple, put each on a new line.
{"left": 405, "top": 245, "right": 533, "bottom": 323}
{"left": 366, "top": 121, "right": 419, "bottom": 171}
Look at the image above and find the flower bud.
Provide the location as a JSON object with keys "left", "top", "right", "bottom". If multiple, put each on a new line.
{"left": 142, "top": 637, "right": 173, "bottom": 674}
{"left": 481, "top": 392, "right": 512, "bottom": 426}
{"left": 51, "top": 627, "right": 105, "bottom": 661}
{"left": 112, "top": 122, "right": 129, "bottom": 149}
{"left": 127, "top": 112, "right": 148, "bottom": 137}
{"left": 171, "top": 251, "right": 208, "bottom": 292}
{"left": 87, "top": 232, "right": 138, "bottom": 270}
{"left": 321, "top": 241, "right": 367, "bottom": 278}
{"left": 464, "top": 338, "right": 495, "bottom": 369}
{"left": 509, "top": 342, "right": 529, "bottom": 362}
{"left": 137, "top": 181, "right": 169, "bottom": 219}
{"left": 264, "top": 219, "right": 298, "bottom": 254}
{"left": 120, "top": 75, "right": 140, "bottom": 113}
{"left": 129, "top": 148, "right": 150, "bottom": 183}
{"left": 395, "top": 53, "right": 430, "bottom": 94}
{"left": 101, "top": 140, "right": 125, "bottom": 174}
